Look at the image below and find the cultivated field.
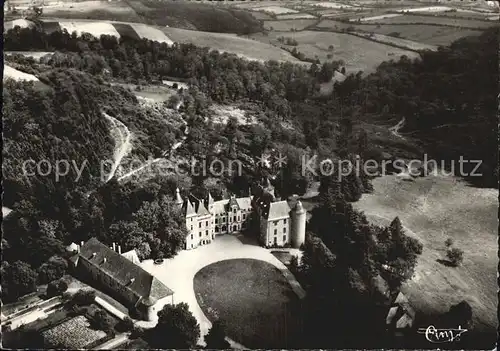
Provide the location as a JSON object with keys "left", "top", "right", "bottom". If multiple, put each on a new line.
{"left": 58, "top": 21, "right": 121, "bottom": 37}
{"left": 315, "top": 19, "right": 485, "bottom": 46}
{"left": 254, "top": 30, "right": 419, "bottom": 73}
{"left": 163, "top": 27, "right": 305, "bottom": 63}
{"left": 367, "top": 14, "right": 497, "bottom": 29}
{"left": 4, "top": 65, "right": 39, "bottom": 82}
{"left": 354, "top": 173, "right": 498, "bottom": 331}
{"left": 252, "top": 6, "right": 299, "bottom": 15}
{"left": 263, "top": 19, "right": 318, "bottom": 32}
{"left": 275, "top": 13, "right": 317, "bottom": 20}
{"left": 353, "top": 32, "right": 438, "bottom": 51}
{"left": 130, "top": 23, "right": 174, "bottom": 44}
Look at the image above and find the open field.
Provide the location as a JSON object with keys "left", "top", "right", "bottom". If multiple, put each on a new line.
{"left": 352, "top": 32, "right": 438, "bottom": 51}
{"left": 276, "top": 13, "right": 317, "bottom": 20}
{"left": 40, "top": 0, "right": 143, "bottom": 21}
{"left": 194, "top": 258, "right": 303, "bottom": 348}
{"left": 315, "top": 19, "right": 485, "bottom": 46}
{"left": 252, "top": 6, "right": 299, "bottom": 15}
{"left": 58, "top": 20, "right": 121, "bottom": 37}
{"left": 366, "top": 14, "right": 497, "bottom": 29}
{"left": 252, "top": 30, "right": 418, "bottom": 73}
{"left": 4, "top": 65, "right": 39, "bottom": 82}
{"left": 263, "top": 19, "right": 318, "bottom": 32}
{"left": 163, "top": 27, "right": 305, "bottom": 63}
{"left": 354, "top": 174, "right": 498, "bottom": 332}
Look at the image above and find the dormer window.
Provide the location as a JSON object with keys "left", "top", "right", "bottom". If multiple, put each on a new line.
{"left": 90, "top": 252, "right": 96, "bottom": 259}
{"left": 233, "top": 209, "right": 237, "bottom": 213}
{"left": 128, "top": 278, "right": 135, "bottom": 286}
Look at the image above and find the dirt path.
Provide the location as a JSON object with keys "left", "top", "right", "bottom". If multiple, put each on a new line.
{"left": 103, "top": 112, "right": 132, "bottom": 182}
{"left": 389, "top": 117, "right": 406, "bottom": 139}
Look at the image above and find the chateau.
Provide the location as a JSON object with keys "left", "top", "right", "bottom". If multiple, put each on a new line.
{"left": 175, "top": 182, "right": 307, "bottom": 249}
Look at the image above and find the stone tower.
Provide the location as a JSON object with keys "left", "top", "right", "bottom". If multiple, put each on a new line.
{"left": 291, "top": 200, "right": 306, "bottom": 249}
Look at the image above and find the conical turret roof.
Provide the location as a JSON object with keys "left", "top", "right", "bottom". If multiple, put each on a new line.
{"left": 175, "top": 188, "right": 183, "bottom": 205}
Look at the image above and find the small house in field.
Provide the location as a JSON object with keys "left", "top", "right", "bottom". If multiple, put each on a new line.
{"left": 70, "top": 238, "right": 173, "bottom": 321}
{"left": 386, "top": 292, "right": 416, "bottom": 336}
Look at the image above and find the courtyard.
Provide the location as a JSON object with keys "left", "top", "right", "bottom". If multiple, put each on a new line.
{"left": 140, "top": 234, "right": 305, "bottom": 347}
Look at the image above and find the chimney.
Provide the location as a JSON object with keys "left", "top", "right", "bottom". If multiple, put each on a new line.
{"left": 118, "top": 245, "right": 121, "bottom": 254}
{"left": 112, "top": 242, "right": 116, "bottom": 252}
{"left": 81, "top": 241, "right": 84, "bottom": 247}
{"left": 102, "top": 257, "right": 107, "bottom": 264}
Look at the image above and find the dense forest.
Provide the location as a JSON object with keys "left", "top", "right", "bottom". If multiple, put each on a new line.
{"left": 2, "top": 25, "right": 496, "bottom": 345}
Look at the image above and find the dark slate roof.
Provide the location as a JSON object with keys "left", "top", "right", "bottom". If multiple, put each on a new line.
{"left": 267, "top": 200, "right": 291, "bottom": 220}
{"left": 75, "top": 238, "right": 173, "bottom": 305}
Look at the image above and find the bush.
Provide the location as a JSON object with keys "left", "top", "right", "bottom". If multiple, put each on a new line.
{"left": 91, "top": 310, "right": 115, "bottom": 333}
{"left": 116, "top": 317, "right": 135, "bottom": 332}
{"left": 46, "top": 278, "right": 68, "bottom": 298}
{"left": 447, "top": 247, "right": 464, "bottom": 266}
{"left": 70, "top": 289, "right": 96, "bottom": 306}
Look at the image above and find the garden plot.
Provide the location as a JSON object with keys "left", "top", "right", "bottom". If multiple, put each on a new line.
{"left": 42, "top": 315, "right": 107, "bottom": 349}
{"left": 58, "top": 21, "right": 121, "bottom": 38}
{"left": 130, "top": 23, "right": 174, "bottom": 44}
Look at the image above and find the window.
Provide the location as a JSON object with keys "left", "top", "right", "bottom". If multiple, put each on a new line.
{"left": 283, "top": 227, "right": 286, "bottom": 233}
{"left": 191, "top": 234, "right": 193, "bottom": 240}
{"left": 233, "top": 209, "right": 237, "bottom": 214}
{"left": 284, "top": 219, "right": 287, "bottom": 224}
{"left": 237, "top": 216, "right": 240, "bottom": 221}
{"left": 243, "top": 214, "right": 246, "bottom": 220}
{"left": 206, "top": 230, "right": 209, "bottom": 236}
{"left": 233, "top": 216, "right": 237, "bottom": 222}
{"left": 199, "top": 222, "right": 201, "bottom": 228}
{"left": 222, "top": 217, "right": 226, "bottom": 223}
{"left": 190, "top": 226, "right": 193, "bottom": 231}
{"left": 283, "top": 235, "right": 287, "bottom": 242}
{"left": 215, "top": 218, "right": 218, "bottom": 224}
{"left": 206, "top": 221, "right": 208, "bottom": 226}
{"left": 199, "top": 232, "right": 202, "bottom": 237}
{"left": 274, "top": 229, "right": 277, "bottom": 235}
{"left": 274, "top": 221, "right": 278, "bottom": 226}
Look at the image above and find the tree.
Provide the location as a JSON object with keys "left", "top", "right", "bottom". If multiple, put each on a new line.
{"left": 445, "top": 300, "right": 473, "bottom": 330}
{"left": 445, "top": 238, "right": 454, "bottom": 247}
{"left": 47, "top": 278, "right": 68, "bottom": 297}
{"left": 1, "top": 261, "right": 38, "bottom": 302}
{"left": 148, "top": 303, "right": 200, "bottom": 349}
{"left": 447, "top": 247, "right": 464, "bottom": 266}
{"left": 37, "top": 255, "right": 68, "bottom": 284}
{"left": 205, "top": 319, "right": 230, "bottom": 349}
{"left": 116, "top": 316, "right": 135, "bottom": 332}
